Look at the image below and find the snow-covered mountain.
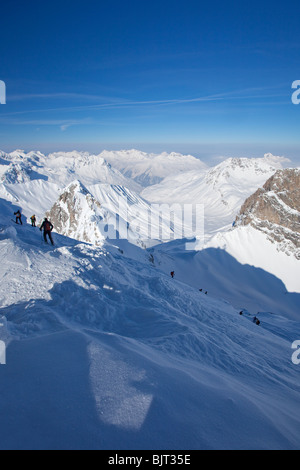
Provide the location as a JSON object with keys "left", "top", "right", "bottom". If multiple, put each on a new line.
{"left": 45, "top": 150, "right": 142, "bottom": 191}
{"left": 142, "top": 154, "right": 289, "bottom": 234}
{"left": 0, "top": 149, "right": 205, "bottom": 247}
{"left": 100, "top": 149, "right": 208, "bottom": 187}
{"left": 235, "top": 168, "right": 300, "bottom": 259}
{"left": 46, "top": 180, "right": 191, "bottom": 249}
{"left": 0, "top": 149, "right": 141, "bottom": 191}
{"left": 46, "top": 180, "right": 107, "bottom": 246}
{"left": 0, "top": 150, "right": 146, "bottom": 237}
{"left": 0, "top": 162, "right": 32, "bottom": 185}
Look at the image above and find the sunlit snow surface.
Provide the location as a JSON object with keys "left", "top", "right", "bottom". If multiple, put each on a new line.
{"left": 0, "top": 219, "right": 299, "bottom": 449}
{"left": 0, "top": 150, "right": 299, "bottom": 449}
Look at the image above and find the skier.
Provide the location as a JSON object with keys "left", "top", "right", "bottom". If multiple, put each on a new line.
{"left": 40, "top": 218, "right": 54, "bottom": 246}
{"left": 30, "top": 215, "right": 36, "bottom": 227}
{"left": 14, "top": 210, "right": 23, "bottom": 225}
{"left": 170, "top": 271, "right": 175, "bottom": 278}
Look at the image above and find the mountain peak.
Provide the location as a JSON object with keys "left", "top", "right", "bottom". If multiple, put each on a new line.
{"left": 262, "top": 153, "right": 291, "bottom": 168}
{"left": 46, "top": 180, "right": 106, "bottom": 246}
{"left": 63, "top": 179, "right": 89, "bottom": 194}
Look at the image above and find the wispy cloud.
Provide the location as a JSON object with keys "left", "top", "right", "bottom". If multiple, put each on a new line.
{"left": 0, "top": 85, "right": 288, "bottom": 119}
{"left": 8, "top": 92, "right": 127, "bottom": 103}
{"left": 0, "top": 117, "right": 97, "bottom": 131}
{"left": 60, "top": 124, "right": 71, "bottom": 131}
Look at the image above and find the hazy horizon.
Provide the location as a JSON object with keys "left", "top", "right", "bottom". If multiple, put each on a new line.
{"left": 1, "top": 142, "right": 299, "bottom": 167}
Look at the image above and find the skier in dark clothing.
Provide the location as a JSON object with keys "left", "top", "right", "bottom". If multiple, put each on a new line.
{"left": 40, "top": 218, "right": 54, "bottom": 245}
{"left": 14, "top": 210, "right": 23, "bottom": 225}
{"left": 170, "top": 271, "right": 175, "bottom": 278}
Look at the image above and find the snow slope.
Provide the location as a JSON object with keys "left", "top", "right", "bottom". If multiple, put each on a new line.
{"left": 150, "top": 231, "right": 300, "bottom": 321}
{"left": 0, "top": 180, "right": 61, "bottom": 221}
{"left": 0, "top": 207, "right": 300, "bottom": 449}
{"left": 206, "top": 226, "right": 300, "bottom": 295}
{"left": 88, "top": 183, "right": 192, "bottom": 247}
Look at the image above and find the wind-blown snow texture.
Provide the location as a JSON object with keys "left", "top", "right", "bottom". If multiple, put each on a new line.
{"left": 0, "top": 149, "right": 299, "bottom": 450}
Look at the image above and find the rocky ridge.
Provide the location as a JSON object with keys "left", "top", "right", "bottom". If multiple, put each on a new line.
{"left": 236, "top": 168, "right": 300, "bottom": 258}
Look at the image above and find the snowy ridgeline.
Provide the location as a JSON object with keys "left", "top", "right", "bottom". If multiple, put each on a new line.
{"left": 0, "top": 149, "right": 295, "bottom": 239}
{"left": 0, "top": 220, "right": 299, "bottom": 450}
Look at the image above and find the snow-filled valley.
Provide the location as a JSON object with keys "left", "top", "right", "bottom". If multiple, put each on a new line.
{"left": 0, "top": 149, "right": 299, "bottom": 450}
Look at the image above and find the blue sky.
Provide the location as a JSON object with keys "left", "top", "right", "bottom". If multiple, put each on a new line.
{"left": 0, "top": 0, "right": 300, "bottom": 163}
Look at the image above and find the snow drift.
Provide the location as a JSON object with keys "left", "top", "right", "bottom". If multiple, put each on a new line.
{"left": 0, "top": 210, "right": 299, "bottom": 449}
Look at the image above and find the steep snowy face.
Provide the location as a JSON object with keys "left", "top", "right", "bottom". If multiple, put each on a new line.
{"left": 100, "top": 149, "right": 207, "bottom": 187}
{"left": 46, "top": 180, "right": 107, "bottom": 246}
{"left": 47, "top": 180, "right": 190, "bottom": 248}
{"left": 236, "top": 169, "right": 300, "bottom": 258}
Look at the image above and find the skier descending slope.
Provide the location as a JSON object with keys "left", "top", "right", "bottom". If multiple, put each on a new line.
{"left": 40, "top": 218, "right": 54, "bottom": 246}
